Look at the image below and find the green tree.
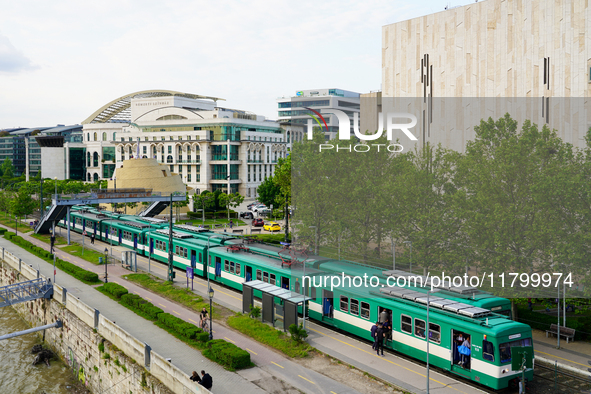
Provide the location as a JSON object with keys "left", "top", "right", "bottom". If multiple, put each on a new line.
{"left": 218, "top": 192, "right": 244, "bottom": 219}
{"left": 10, "top": 187, "right": 37, "bottom": 221}
{"left": 456, "top": 115, "right": 575, "bottom": 295}
{"left": 257, "top": 177, "right": 281, "bottom": 207}
{"left": 193, "top": 191, "right": 215, "bottom": 224}
{"left": 1, "top": 158, "right": 14, "bottom": 179}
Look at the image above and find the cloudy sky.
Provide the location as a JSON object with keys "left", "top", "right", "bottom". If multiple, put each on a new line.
{"left": 0, "top": 0, "right": 473, "bottom": 128}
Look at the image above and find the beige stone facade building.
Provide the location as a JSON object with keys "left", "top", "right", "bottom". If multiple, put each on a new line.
{"left": 377, "top": 0, "right": 591, "bottom": 152}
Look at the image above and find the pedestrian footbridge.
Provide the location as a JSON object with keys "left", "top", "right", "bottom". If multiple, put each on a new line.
{"left": 35, "top": 189, "right": 186, "bottom": 234}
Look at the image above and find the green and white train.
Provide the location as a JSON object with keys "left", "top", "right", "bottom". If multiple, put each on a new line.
{"left": 59, "top": 207, "right": 533, "bottom": 390}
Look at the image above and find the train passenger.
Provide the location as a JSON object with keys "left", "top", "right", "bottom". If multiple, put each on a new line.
{"left": 375, "top": 323, "right": 385, "bottom": 356}
{"left": 379, "top": 309, "right": 389, "bottom": 324}
{"left": 371, "top": 322, "right": 378, "bottom": 350}
{"left": 453, "top": 333, "right": 464, "bottom": 364}
{"left": 382, "top": 318, "right": 392, "bottom": 340}
{"left": 459, "top": 336, "right": 471, "bottom": 368}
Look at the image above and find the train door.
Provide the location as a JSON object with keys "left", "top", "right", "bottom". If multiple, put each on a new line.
{"left": 451, "top": 329, "right": 472, "bottom": 373}
{"left": 245, "top": 266, "right": 252, "bottom": 282}
{"left": 378, "top": 307, "right": 393, "bottom": 342}
{"left": 281, "top": 277, "right": 290, "bottom": 290}
{"left": 118, "top": 230, "right": 122, "bottom": 244}
{"left": 190, "top": 250, "right": 196, "bottom": 269}
{"left": 133, "top": 234, "right": 138, "bottom": 249}
{"left": 82, "top": 219, "right": 86, "bottom": 232}
{"left": 214, "top": 256, "right": 221, "bottom": 277}
{"left": 93, "top": 222, "right": 97, "bottom": 236}
{"left": 322, "top": 290, "right": 334, "bottom": 321}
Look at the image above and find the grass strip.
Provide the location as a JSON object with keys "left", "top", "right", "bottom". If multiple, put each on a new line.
{"left": 30, "top": 233, "right": 68, "bottom": 246}
{"left": 227, "top": 313, "right": 311, "bottom": 358}
{"left": 123, "top": 273, "right": 214, "bottom": 316}
{"left": 61, "top": 243, "right": 106, "bottom": 265}
{"left": 3, "top": 232, "right": 100, "bottom": 284}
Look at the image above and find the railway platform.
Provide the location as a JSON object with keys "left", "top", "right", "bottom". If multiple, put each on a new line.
{"left": 8, "top": 227, "right": 591, "bottom": 394}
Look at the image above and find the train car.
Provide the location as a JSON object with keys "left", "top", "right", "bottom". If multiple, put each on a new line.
{"left": 307, "top": 282, "right": 533, "bottom": 390}
{"left": 145, "top": 228, "right": 211, "bottom": 275}
{"left": 317, "top": 260, "right": 513, "bottom": 317}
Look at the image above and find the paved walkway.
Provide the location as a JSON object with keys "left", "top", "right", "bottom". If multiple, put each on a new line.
{"left": 5, "top": 230, "right": 362, "bottom": 394}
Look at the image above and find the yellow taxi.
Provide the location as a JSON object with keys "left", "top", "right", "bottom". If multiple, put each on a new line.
{"left": 263, "top": 221, "right": 281, "bottom": 232}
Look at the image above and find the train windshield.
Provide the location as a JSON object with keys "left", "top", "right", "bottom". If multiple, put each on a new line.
{"left": 499, "top": 337, "right": 532, "bottom": 363}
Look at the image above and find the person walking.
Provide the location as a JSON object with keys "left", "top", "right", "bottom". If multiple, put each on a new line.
{"left": 198, "top": 370, "right": 213, "bottom": 390}
{"left": 229, "top": 219, "right": 233, "bottom": 229}
{"left": 370, "top": 322, "right": 378, "bottom": 350}
{"left": 375, "top": 323, "right": 385, "bottom": 356}
{"left": 90, "top": 233, "right": 95, "bottom": 244}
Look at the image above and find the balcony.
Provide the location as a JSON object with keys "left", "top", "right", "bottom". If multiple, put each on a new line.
{"left": 247, "top": 159, "right": 263, "bottom": 163}
{"left": 176, "top": 159, "right": 201, "bottom": 164}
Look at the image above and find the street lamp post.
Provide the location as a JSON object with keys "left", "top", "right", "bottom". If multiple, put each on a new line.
{"left": 208, "top": 287, "right": 214, "bottom": 340}
{"left": 426, "top": 288, "right": 440, "bottom": 394}
{"left": 15, "top": 215, "right": 18, "bottom": 236}
{"left": 404, "top": 241, "right": 412, "bottom": 274}
{"left": 104, "top": 248, "right": 109, "bottom": 283}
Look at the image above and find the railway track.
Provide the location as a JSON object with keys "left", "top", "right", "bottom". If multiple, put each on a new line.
{"left": 530, "top": 361, "right": 591, "bottom": 394}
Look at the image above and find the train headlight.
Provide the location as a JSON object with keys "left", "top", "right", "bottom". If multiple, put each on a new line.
{"left": 501, "top": 368, "right": 509, "bottom": 374}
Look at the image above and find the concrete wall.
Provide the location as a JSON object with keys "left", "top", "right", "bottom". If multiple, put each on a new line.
{"left": 0, "top": 246, "right": 211, "bottom": 394}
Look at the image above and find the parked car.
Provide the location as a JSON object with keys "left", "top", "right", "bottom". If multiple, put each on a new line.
{"left": 247, "top": 202, "right": 260, "bottom": 210}
{"left": 252, "top": 218, "right": 264, "bottom": 227}
{"left": 252, "top": 204, "right": 267, "bottom": 213}
{"left": 263, "top": 221, "right": 281, "bottom": 232}
{"left": 239, "top": 211, "right": 253, "bottom": 219}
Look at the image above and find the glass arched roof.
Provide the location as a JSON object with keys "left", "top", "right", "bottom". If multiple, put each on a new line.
{"left": 82, "top": 90, "right": 224, "bottom": 124}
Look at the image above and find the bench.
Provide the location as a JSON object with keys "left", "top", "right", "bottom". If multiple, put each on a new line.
{"left": 546, "top": 324, "right": 576, "bottom": 343}
{"left": 250, "top": 228, "right": 261, "bottom": 234}
{"left": 232, "top": 229, "right": 244, "bottom": 234}
{"left": 214, "top": 224, "right": 225, "bottom": 229}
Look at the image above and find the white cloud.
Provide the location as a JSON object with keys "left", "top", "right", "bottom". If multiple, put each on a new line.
{"left": 0, "top": 34, "right": 36, "bottom": 74}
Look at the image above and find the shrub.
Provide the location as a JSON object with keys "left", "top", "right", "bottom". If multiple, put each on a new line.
{"left": 102, "top": 283, "right": 128, "bottom": 299}
{"left": 120, "top": 294, "right": 163, "bottom": 320}
{"left": 249, "top": 306, "right": 261, "bottom": 319}
{"left": 289, "top": 323, "right": 308, "bottom": 343}
{"left": 203, "top": 339, "right": 251, "bottom": 370}
{"left": 157, "top": 313, "right": 207, "bottom": 341}
{"left": 0, "top": 227, "right": 7, "bottom": 235}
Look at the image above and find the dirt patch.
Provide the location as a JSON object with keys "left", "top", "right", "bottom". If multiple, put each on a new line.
{"left": 292, "top": 351, "right": 405, "bottom": 394}
{"left": 252, "top": 375, "right": 303, "bottom": 394}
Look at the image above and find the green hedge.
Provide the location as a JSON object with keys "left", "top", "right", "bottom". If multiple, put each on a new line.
{"left": 516, "top": 307, "right": 591, "bottom": 340}
{"left": 187, "top": 210, "right": 237, "bottom": 219}
{"left": 3, "top": 231, "right": 100, "bottom": 284}
{"left": 0, "top": 228, "right": 7, "bottom": 235}
{"left": 120, "top": 294, "right": 163, "bottom": 320}
{"left": 203, "top": 339, "right": 251, "bottom": 370}
{"left": 102, "top": 283, "right": 128, "bottom": 299}
{"left": 157, "top": 313, "right": 209, "bottom": 342}
{"left": 250, "top": 234, "right": 290, "bottom": 245}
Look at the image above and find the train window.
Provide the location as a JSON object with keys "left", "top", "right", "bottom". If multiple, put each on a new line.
{"left": 360, "top": 302, "right": 370, "bottom": 319}
{"left": 350, "top": 299, "right": 359, "bottom": 315}
{"left": 256, "top": 270, "right": 262, "bottom": 280}
{"left": 270, "top": 274, "right": 276, "bottom": 285}
{"left": 311, "top": 286, "right": 317, "bottom": 300}
{"left": 236, "top": 263, "right": 241, "bottom": 275}
{"left": 230, "top": 262, "right": 235, "bottom": 274}
{"left": 340, "top": 296, "right": 349, "bottom": 312}
{"left": 414, "top": 319, "right": 426, "bottom": 338}
{"left": 499, "top": 338, "right": 532, "bottom": 364}
{"left": 263, "top": 272, "right": 269, "bottom": 283}
{"left": 429, "top": 323, "right": 441, "bottom": 343}
{"left": 199, "top": 253, "right": 202, "bottom": 262}
{"left": 401, "top": 315, "right": 412, "bottom": 334}
{"left": 483, "top": 340, "right": 495, "bottom": 361}
{"left": 175, "top": 245, "right": 179, "bottom": 254}
{"left": 224, "top": 260, "right": 229, "bottom": 272}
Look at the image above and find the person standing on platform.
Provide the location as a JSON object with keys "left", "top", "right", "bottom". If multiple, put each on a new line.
{"left": 375, "top": 323, "right": 385, "bottom": 356}
{"left": 370, "top": 321, "right": 378, "bottom": 350}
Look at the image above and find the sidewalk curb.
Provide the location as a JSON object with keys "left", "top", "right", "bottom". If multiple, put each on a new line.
{"left": 535, "top": 355, "right": 591, "bottom": 377}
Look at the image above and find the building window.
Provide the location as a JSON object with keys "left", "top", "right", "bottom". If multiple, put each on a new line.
{"left": 93, "top": 132, "right": 97, "bottom": 141}
{"left": 102, "top": 132, "right": 107, "bottom": 141}
{"left": 187, "top": 174, "right": 191, "bottom": 182}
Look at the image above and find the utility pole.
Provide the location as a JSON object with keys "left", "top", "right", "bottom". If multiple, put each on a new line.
{"left": 167, "top": 193, "right": 174, "bottom": 282}
{"left": 284, "top": 194, "right": 289, "bottom": 243}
